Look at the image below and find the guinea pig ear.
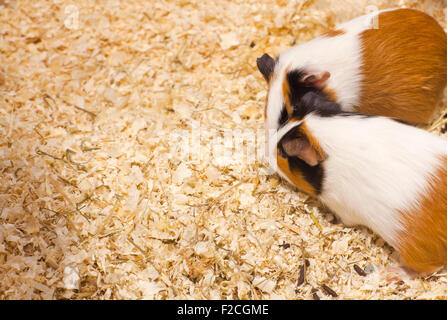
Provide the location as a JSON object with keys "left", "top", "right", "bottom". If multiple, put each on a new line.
{"left": 279, "top": 128, "right": 324, "bottom": 166}
{"left": 256, "top": 53, "right": 275, "bottom": 82}
{"left": 302, "top": 70, "right": 331, "bottom": 88}
{"left": 300, "top": 91, "right": 341, "bottom": 115}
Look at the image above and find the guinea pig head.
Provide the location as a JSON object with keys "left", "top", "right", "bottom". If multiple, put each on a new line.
{"left": 275, "top": 120, "right": 327, "bottom": 196}
{"left": 256, "top": 53, "right": 333, "bottom": 129}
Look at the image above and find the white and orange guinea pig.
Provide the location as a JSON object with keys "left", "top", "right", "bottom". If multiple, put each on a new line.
{"left": 271, "top": 94, "right": 447, "bottom": 275}
{"left": 257, "top": 8, "right": 447, "bottom": 136}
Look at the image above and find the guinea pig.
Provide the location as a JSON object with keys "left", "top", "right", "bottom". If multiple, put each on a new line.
{"left": 257, "top": 8, "right": 447, "bottom": 142}
{"left": 271, "top": 92, "right": 447, "bottom": 275}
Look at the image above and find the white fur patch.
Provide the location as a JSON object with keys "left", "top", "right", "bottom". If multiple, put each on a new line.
{"left": 305, "top": 113, "right": 447, "bottom": 247}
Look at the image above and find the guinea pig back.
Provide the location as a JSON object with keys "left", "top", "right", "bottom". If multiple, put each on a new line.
{"left": 275, "top": 111, "right": 447, "bottom": 275}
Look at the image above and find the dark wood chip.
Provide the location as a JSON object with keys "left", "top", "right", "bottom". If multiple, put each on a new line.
{"left": 297, "top": 265, "right": 305, "bottom": 286}
{"left": 305, "top": 259, "right": 310, "bottom": 267}
{"left": 321, "top": 284, "right": 338, "bottom": 297}
{"left": 353, "top": 264, "right": 367, "bottom": 276}
{"left": 279, "top": 242, "right": 291, "bottom": 249}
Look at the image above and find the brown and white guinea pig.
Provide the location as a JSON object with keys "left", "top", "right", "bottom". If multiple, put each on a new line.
{"left": 271, "top": 92, "right": 447, "bottom": 275}
{"left": 257, "top": 7, "right": 447, "bottom": 143}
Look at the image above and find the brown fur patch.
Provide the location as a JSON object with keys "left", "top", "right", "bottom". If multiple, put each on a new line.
{"left": 323, "top": 29, "right": 345, "bottom": 38}
{"left": 322, "top": 87, "right": 338, "bottom": 102}
{"left": 359, "top": 9, "right": 447, "bottom": 125}
{"left": 397, "top": 156, "right": 447, "bottom": 274}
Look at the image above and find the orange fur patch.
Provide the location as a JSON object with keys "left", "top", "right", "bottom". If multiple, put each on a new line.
{"left": 277, "top": 150, "right": 317, "bottom": 196}
{"left": 323, "top": 29, "right": 345, "bottom": 38}
{"left": 323, "top": 87, "right": 338, "bottom": 102}
{"left": 359, "top": 9, "right": 447, "bottom": 125}
{"left": 397, "top": 156, "right": 447, "bottom": 274}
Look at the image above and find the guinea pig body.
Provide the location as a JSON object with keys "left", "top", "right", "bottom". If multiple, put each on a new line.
{"left": 274, "top": 106, "right": 447, "bottom": 274}
{"left": 257, "top": 8, "right": 447, "bottom": 140}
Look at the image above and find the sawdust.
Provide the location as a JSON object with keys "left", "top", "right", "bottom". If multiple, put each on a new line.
{"left": 1, "top": 0, "right": 447, "bottom": 299}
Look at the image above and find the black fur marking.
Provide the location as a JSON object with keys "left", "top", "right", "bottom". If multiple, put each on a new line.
{"left": 278, "top": 125, "right": 324, "bottom": 195}
{"left": 278, "top": 103, "right": 288, "bottom": 126}
{"left": 285, "top": 70, "right": 408, "bottom": 124}
{"left": 279, "top": 69, "right": 342, "bottom": 123}
{"left": 257, "top": 54, "right": 275, "bottom": 81}
{"left": 297, "top": 91, "right": 342, "bottom": 118}
{"left": 288, "top": 156, "right": 324, "bottom": 195}
{"left": 279, "top": 68, "right": 388, "bottom": 126}
{"left": 329, "top": 112, "right": 418, "bottom": 128}
{"left": 333, "top": 111, "right": 375, "bottom": 118}
{"left": 286, "top": 70, "right": 316, "bottom": 101}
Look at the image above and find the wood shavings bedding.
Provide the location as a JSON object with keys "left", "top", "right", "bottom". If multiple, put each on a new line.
{"left": 1, "top": 0, "right": 447, "bottom": 299}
